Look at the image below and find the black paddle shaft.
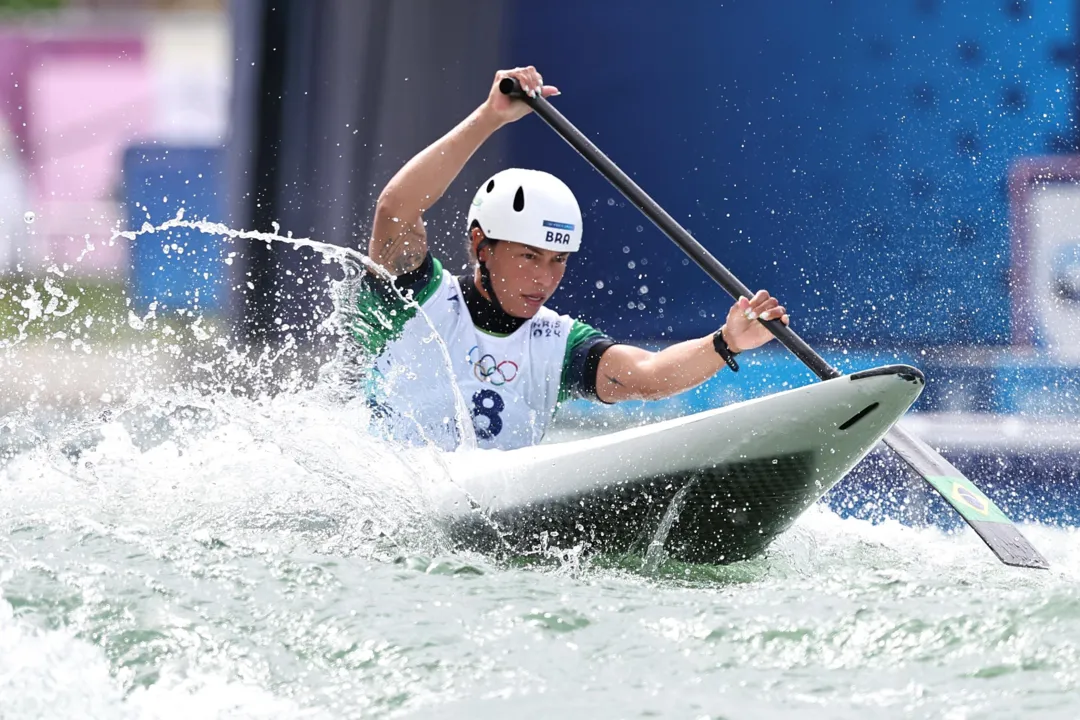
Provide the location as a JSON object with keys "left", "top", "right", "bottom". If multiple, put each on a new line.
{"left": 499, "top": 77, "right": 840, "bottom": 380}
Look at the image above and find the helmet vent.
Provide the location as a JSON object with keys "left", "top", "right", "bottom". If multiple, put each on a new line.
{"left": 513, "top": 186, "right": 525, "bottom": 212}
{"left": 486, "top": 179, "right": 495, "bottom": 193}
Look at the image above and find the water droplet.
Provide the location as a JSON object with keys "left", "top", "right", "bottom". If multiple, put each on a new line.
{"left": 622, "top": 246, "right": 630, "bottom": 254}
{"left": 771, "top": 458, "right": 779, "bottom": 465}
{"left": 23, "top": 211, "right": 34, "bottom": 224}
{"left": 595, "top": 280, "right": 605, "bottom": 289}
{"left": 636, "top": 225, "right": 643, "bottom": 232}
{"left": 639, "top": 285, "right": 648, "bottom": 295}
{"left": 607, "top": 198, "right": 616, "bottom": 206}
{"left": 627, "top": 261, "right": 636, "bottom": 269}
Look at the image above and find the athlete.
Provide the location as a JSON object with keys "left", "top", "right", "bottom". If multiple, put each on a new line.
{"left": 352, "top": 66, "right": 789, "bottom": 451}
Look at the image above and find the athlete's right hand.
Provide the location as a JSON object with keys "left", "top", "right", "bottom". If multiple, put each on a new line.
{"left": 480, "top": 66, "right": 560, "bottom": 126}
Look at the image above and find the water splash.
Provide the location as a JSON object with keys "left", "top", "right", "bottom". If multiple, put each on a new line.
{"left": 110, "top": 209, "right": 477, "bottom": 449}
{"left": 6, "top": 212, "right": 1080, "bottom": 717}
{"left": 641, "top": 476, "right": 697, "bottom": 574}
{"left": 111, "top": 210, "right": 366, "bottom": 268}
{"left": 0, "top": 211, "right": 494, "bottom": 573}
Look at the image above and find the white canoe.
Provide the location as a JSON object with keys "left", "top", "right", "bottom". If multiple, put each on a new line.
{"left": 437, "top": 365, "right": 926, "bottom": 564}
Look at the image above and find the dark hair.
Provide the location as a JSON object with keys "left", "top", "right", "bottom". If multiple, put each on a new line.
{"left": 468, "top": 220, "right": 499, "bottom": 263}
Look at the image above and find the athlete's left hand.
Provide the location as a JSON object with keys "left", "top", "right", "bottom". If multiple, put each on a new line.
{"left": 721, "top": 290, "right": 789, "bottom": 353}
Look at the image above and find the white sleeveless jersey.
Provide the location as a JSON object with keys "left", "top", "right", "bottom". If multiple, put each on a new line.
{"left": 352, "top": 257, "right": 594, "bottom": 451}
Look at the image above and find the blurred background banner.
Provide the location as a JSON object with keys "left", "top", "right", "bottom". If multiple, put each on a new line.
{"left": 0, "top": 0, "right": 228, "bottom": 277}
{"left": 124, "top": 145, "right": 225, "bottom": 313}
{"left": 2, "top": 0, "right": 1080, "bottom": 424}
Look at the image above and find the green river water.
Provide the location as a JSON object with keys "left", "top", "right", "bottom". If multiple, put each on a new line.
{"left": 1, "top": 386, "right": 1077, "bottom": 720}
{"left": 2, "top": 222, "right": 1077, "bottom": 719}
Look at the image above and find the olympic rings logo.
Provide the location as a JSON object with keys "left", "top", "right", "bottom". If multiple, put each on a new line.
{"left": 468, "top": 345, "right": 519, "bottom": 386}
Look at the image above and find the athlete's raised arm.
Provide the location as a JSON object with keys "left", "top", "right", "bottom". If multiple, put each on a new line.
{"left": 369, "top": 66, "right": 559, "bottom": 275}
{"left": 595, "top": 291, "right": 789, "bottom": 403}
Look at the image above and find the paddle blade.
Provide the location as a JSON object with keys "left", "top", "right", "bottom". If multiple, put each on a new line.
{"left": 883, "top": 424, "right": 1049, "bottom": 569}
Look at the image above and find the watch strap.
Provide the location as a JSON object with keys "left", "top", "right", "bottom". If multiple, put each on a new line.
{"left": 712, "top": 328, "right": 740, "bottom": 373}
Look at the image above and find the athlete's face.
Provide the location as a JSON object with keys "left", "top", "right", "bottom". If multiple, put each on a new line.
{"left": 476, "top": 235, "right": 570, "bottom": 318}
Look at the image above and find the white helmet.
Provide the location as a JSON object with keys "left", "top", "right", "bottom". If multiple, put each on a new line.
{"left": 466, "top": 168, "right": 582, "bottom": 252}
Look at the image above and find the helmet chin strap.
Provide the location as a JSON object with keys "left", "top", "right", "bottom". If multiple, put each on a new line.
{"left": 477, "top": 239, "right": 509, "bottom": 314}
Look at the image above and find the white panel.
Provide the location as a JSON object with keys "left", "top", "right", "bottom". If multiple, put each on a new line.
{"left": 1030, "top": 183, "right": 1080, "bottom": 359}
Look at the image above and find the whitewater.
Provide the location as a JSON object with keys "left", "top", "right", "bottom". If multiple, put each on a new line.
{"left": 1, "top": 219, "right": 1078, "bottom": 719}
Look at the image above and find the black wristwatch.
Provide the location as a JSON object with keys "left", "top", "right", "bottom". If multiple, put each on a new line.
{"left": 712, "top": 327, "right": 740, "bottom": 373}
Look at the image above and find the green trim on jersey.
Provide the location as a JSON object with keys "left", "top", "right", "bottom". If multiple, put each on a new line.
{"left": 558, "top": 319, "right": 606, "bottom": 403}
{"left": 349, "top": 257, "right": 444, "bottom": 356}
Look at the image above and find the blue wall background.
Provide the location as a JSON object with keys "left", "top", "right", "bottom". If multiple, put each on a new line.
{"left": 503, "top": 0, "right": 1076, "bottom": 346}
